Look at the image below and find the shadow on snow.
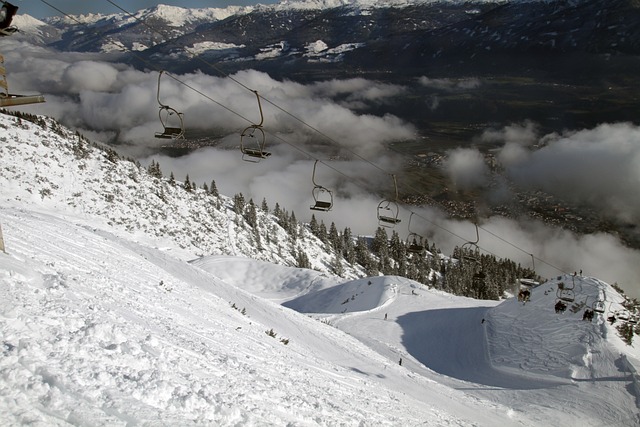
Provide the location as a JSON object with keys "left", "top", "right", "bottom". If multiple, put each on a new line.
{"left": 397, "top": 306, "right": 564, "bottom": 390}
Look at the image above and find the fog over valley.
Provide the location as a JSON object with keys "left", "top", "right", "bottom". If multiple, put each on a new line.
{"left": 4, "top": 7, "right": 640, "bottom": 295}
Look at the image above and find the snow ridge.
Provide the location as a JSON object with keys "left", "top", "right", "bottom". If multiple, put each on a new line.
{"left": 0, "top": 112, "right": 349, "bottom": 275}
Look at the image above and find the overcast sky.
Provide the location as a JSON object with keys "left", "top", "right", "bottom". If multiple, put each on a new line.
{"left": 14, "top": 0, "right": 278, "bottom": 19}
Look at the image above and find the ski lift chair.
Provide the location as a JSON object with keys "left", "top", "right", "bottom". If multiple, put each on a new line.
{"left": 556, "top": 288, "right": 575, "bottom": 303}
{"left": 310, "top": 184, "right": 333, "bottom": 211}
{"left": 240, "top": 90, "right": 271, "bottom": 162}
{"left": 240, "top": 125, "right": 270, "bottom": 162}
{"left": 309, "top": 160, "right": 333, "bottom": 211}
{"left": 614, "top": 309, "right": 633, "bottom": 323}
{"left": 406, "top": 233, "right": 424, "bottom": 254}
{"left": 405, "top": 212, "right": 425, "bottom": 254}
{"left": 155, "top": 105, "right": 185, "bottom": 139}
{"left": 310, "top": 194, "right": 333, "bottom": 211}
{"left": 154, "top": 70, "right": 185, "bottom": 140}
{"left": 377, "top": 174, "right": 402, "bottom": 227}
{"left": 377, "top": 200, "right": 401, "bottom": 227}
{"left": 460, "top": 222, "right": 481, "bottom": 264}
{"left": 0, "top": 54, "right": 45, "bottom": 107}
{"left": 0, "top": 3, "right": 45, "bottom": 106}
{"left": 591, "top": 299, "right": 607, "bottom": 314}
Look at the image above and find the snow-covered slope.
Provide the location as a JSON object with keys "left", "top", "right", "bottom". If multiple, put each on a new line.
{"left": 0, "top": 112, "right": 506, "bottom": 425}
{"left": 1, "top": 111, "right": 639, "bottom": 425}
{"left": 0, "top": 209, "right": 470, "bottom": 426}
{"left": 0, "top": 112, "right": 347, "bottom": 275}
{"left": 278, "top": 271, "right": 640, "bottom": 424}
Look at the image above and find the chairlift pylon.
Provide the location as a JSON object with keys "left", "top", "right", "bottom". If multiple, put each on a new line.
{"left": 377, "top": 174, "right": 401, "bottom": 227}
{"left": 406, "top": 212, "right": 425, "bottom": 254}
{"left": 240, "top": 90, "right": 271, "bottom": 162}
{"left": 154, "top": 70, "right": 185, "bottom": 140}
{"left": 310, "top": 160, "right": 333, "bottom": 212}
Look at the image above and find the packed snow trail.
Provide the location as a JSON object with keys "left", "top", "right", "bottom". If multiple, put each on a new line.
{"left": 398, "top": 306, "right": 564, "bottom": 389}
{"left": 283, "top": 274, "right": 640, "bottom": 426}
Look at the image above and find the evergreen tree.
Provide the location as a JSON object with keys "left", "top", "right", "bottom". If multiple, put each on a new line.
{"left": 245, "top": 199, "right": 258, "bottom": 227}
{"left": 105, "top": 148, "right": 119, "bottom": 163}
{"left": 389, "top": 230, "right": 405, "bottom": 263}
{"left": 318, "top": 221, "right": 328, "bottom": 243}
{"left": 328, "top": 222, "right": 341, "bottom": 252}
{"left": 289, "top": 211, "right": 298, "bottom": 240}
{"left": 331, "top": 252, "right": 345, "bottom": 276}
{"left": 183, "top": 174, "right": 192, "bottom": 192}
{"left": 252, "top": 221, "right": 263, "bottom": 251}
{"left": 309, "top": 214, "right": 320, "bottom": 237}
{"left": 147, "top": 160, "right": 163, "bottom": 179}
{"left": 233, "top": 193, "right": 246, "bottom": 214}
{"left": 295, "top": 247, "right": 311, "bottom": 269}
{"left": 169, "top": 172, "right": 176, "bottom": 185}
{"left": 342, "top": 227, "right": 356, "bottom": 264}
{"left": 261, "top": 198, "right": 269, "bottom": 213}
{"left": 371, "top": 227, "right": 389, "bottom": 257}
{"left": 209, "top": 179, "right": 219, "bottom": 197}
{"left": 355, "top": 237, "right": 372, "bottom": 270}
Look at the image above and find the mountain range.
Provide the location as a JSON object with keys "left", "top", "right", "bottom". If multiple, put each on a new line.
{"left": 13, "top": 0, "right": 640, "bottom": 157}
{"left": 15, "top": 0, "right": 640, "bottom": 79}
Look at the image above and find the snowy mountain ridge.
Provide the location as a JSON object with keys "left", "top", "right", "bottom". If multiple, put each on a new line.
{"left": 0, "top": 111, "right": 350, "bottom": 275}
{"left": 41, "top": 4, "right": 249, "bottom": 28}
{"left": 17, "top": 0, "right": 639, "bottom": 80}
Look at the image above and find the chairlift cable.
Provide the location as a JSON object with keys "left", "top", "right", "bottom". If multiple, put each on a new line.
{"left": 42, "top": 0, "right": 571, "bottom": 277}
{"left": 38, "top": 1, "right": 253, "bottom": 127}
{"left": 101, "top": 0, "right": 390, "bottom": 175}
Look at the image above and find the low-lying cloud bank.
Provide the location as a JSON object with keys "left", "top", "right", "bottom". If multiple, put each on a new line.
{"left": 6, "top": 38, "right": 640, "bottom": 297}
{"left": 444, "top": 120, "right": 640, "bottom": 226}
{"left": 3, "top": 39, "right": 414, "bottom": 159}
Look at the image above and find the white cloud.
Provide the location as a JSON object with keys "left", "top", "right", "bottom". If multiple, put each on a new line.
{"left": 498, "top": 122, "right": 640, "bottom": 223}
{"left": 443, "top": 148, "right": 490, "bottom": 190}
{"left": 61, "top": 60, "right": 119, "bottom": 92}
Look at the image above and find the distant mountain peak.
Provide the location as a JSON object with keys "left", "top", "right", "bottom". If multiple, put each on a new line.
{"left": 140, "top": 3, "right": 249, "bottom": 27}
